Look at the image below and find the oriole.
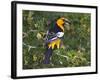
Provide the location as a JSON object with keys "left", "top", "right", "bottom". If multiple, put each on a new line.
{"left": 43, "top": 17, "right": 70, "bottom": 64}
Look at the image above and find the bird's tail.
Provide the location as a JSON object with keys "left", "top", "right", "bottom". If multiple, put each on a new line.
{"left": 43, "top": 47, "right": 53, "bottom": 64}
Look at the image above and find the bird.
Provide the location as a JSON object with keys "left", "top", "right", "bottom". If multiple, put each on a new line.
{"left": 43, "top": 17, "right": 71, "bottom": 64}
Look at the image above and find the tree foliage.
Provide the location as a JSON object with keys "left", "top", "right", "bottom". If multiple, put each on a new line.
{"left": 23, "top": 10, "right": 91, "bottom": 69}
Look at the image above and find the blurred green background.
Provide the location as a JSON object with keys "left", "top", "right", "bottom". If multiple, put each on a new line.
{"left": 22, "top": 10, "right": 91, "bottom": 69}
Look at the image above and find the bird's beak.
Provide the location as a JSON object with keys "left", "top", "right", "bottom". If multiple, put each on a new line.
{"left": 63, "top": 18, "right": 71, "bottom": 31}
{"left": 64, "top": 18, "right": 71, "bottom": 25}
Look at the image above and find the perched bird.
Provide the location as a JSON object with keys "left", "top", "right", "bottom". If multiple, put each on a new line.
{"left": 43, "top": 17, "right": 71, "bottom": 64}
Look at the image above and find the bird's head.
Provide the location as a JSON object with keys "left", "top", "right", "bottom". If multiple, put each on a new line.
{"left": 56, "top": 17, "right": 71, "bottom": 31}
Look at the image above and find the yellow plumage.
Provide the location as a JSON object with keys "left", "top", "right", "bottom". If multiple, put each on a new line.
{"left": 48, "top": 38, "right": 61, "bottom": 49}
{"left": 56, "top": 17, "right": 65, "bottom": 32}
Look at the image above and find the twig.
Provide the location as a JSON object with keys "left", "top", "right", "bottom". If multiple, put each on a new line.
{"left": 55, "top": 53, "right": 68, "bottom": 60}
{"left": 23, "top": 42, "right": 37, "bottom": 52}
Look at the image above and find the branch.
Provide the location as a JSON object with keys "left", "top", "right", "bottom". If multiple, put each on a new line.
{"left": 23, "top": 42, "right": 37, "bottom": 52}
